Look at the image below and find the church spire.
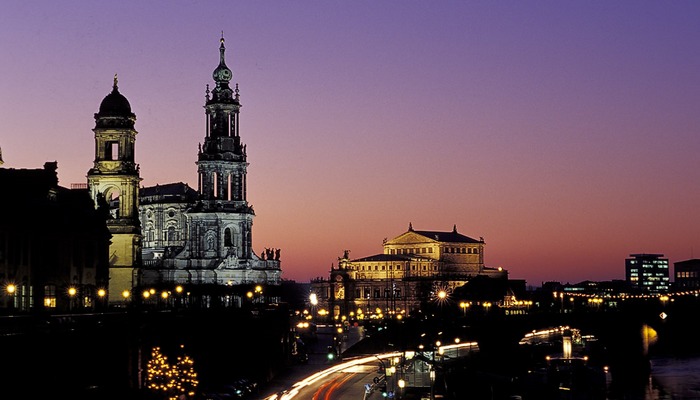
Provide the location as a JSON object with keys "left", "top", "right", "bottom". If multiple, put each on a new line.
{"left": 212, "top": 33, "right": 232, "bottom": 84}
{"left": 219, "top": 32, "right": 226, "bottom": 65}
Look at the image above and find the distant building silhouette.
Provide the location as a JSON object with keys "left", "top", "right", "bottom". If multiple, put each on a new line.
{"left": 311, "top": 223, "right": 508, "bottom": 318}
{"left": 625, "top": 253, "right": 670, "bottom": 294}
{"left": 673, "top": 258, "right": 700, "bottom": 290}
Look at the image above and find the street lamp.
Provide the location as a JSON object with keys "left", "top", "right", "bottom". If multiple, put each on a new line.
{"left": 6, "top": 283, "right": 16, "bottom": 310}
{"left": 397, "top": 377, "right": 406, "bottom": 400}
{"left": 97, "top": 288, "right": 106, "bottom": 309}
{"left": 68, "top": 286, "right": 77, "bottom": 311}
{"left": 459, "top": 301, "right": 469, "bottom": 316}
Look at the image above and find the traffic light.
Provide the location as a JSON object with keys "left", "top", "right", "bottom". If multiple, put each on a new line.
{"left": 327, "top": 345, "right": 335, "bottom": 360}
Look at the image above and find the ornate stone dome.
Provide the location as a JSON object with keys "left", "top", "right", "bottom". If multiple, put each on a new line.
{"left": 98, "top": 86, "right": 132, "bottom": 116}
{"left": 97, "top": 75, "right": 133, "bottom": 116}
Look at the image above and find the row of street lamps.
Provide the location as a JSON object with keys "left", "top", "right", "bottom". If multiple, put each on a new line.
{"left": 4, "top": 282, "right": 268, "bottom": 312}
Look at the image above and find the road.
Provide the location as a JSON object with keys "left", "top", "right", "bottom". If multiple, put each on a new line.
{"left": 259, "top": 323, "right": 374, "bottom": 398}
{"left": 262, "top": 353, "right": 401, "bottom": 400}
{"left": 260, "top": 333, "right": 480, "bottom": 400}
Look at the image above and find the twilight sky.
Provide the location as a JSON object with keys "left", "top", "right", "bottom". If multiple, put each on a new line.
{"left": 2, "top": 1, "right": 699, "bottom": 286}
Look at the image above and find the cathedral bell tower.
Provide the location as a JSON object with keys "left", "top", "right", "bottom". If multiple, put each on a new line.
{"left": 192, "top": 35, "right": 254, "bottom": 259}
{"left": 87, "top": 75, "right": 142, "bottom": 302}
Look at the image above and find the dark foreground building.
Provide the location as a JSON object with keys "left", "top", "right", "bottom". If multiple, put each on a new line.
{"left": 0, "top": 162, "right": 111, "bottom": 313}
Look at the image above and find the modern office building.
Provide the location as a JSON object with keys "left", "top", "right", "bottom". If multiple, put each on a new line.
{"left": 625, "top": 253, "right": 670, "bottom": 293}
{"left": 674, "top": 259, "right": 700, "bottom": 290}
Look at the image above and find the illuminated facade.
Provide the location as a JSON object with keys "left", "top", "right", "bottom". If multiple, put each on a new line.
{"left": 311, "top": 224, "right": 508, "bottom": 319}
{"left": 138, "top": 37, "right": 281, "bottom": 290}
{"left": 87, "top": 76, "right": 143, "bottom": 302}
{"left": 625, "top": 253, "right": 670, "bottom": 294}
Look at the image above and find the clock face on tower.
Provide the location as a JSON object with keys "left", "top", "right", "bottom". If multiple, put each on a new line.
{"left": 215, "top": 68, "right": 232, "bottom": 81}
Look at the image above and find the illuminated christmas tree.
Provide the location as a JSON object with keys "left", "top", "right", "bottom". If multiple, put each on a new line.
{"left": 145, "top": 345, "right": 199, "bottom": 399}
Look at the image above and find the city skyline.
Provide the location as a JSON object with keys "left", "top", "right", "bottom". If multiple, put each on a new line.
{"left": 2, "top": 1, "right": 699, "bottom": 286}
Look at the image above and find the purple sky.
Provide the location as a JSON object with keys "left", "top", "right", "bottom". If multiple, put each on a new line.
{"left": 2, "top": 1, "right": 699, "bottom": 286}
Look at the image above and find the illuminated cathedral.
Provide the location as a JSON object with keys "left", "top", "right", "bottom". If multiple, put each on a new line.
{"left": 86, "top": 36, "right": 281, "bottom": 303}
{"left": 137, "top": 37, "right": 282, "bottom": 289}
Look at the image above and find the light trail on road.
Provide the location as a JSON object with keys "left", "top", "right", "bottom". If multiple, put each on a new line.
{"left": 263, "top": 352, "right": 402, "bottom": 400}
{"left": 262, "top": 341, "right": 482, "bottom": 400}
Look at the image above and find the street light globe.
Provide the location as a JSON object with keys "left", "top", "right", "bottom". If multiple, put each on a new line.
{"left": 398, "top": 379, "right": 406, "bottom": 389}
{"left": 438, "top": 290, "right": 447, "bottom": 300}
{"left": 175, "top": 285, "right": 183, "bottom": 294}
{"left": 68, "top": 287, "right": 77, "bottom": 297}
{"left": 122, "top": 290, "right": 130, "bottom": 299}
{"left": 6, "top": 284, "right": 16, "bottom": 294}
{"left": 246, "top": 291, "right": 253, "bottom": 299}
{"left": 97, "top": 289, "right": 106, "bottom": 298}
{"left": 309, "top": 293, "right": 318, "bottom": 306}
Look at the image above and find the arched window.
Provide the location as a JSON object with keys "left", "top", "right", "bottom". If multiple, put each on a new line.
{"left": 224, "top": 228, "right": 232, "bottom": 246}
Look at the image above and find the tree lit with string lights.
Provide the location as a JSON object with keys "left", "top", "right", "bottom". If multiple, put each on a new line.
{"left": 146, "top": 346, "right": 199, "bottom": 399}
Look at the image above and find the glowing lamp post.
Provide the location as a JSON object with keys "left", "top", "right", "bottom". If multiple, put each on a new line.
{"left": 161, "top": 291, "right": 169, "bottom": 307}
{"left": 6, "top": 283, "right": 16, "bottom": 310}
{"left": 97, "top": 288, "right": 107, "bottom": 309}
{"left": 174, "top": 285, "right": 184, "bottom": 308}
{"left": 68, "top": 286, "right": 77, "bottom": 312}
{"left": 459, "top": 301, "right": 469, "bottom": 316}
{"left": 142, "top": 290, "right": 151, "bottom": 308}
